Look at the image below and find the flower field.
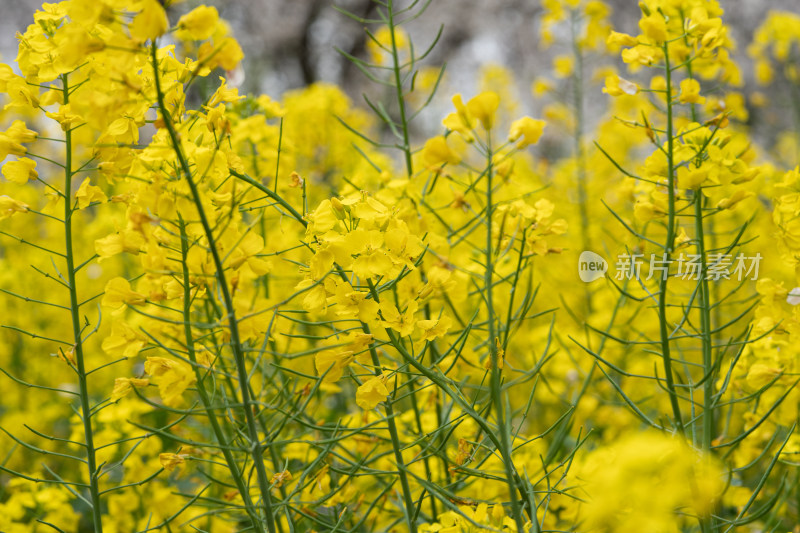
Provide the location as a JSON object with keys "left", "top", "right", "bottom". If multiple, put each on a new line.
{"left": 1, "top": 0, "right": 800, "bottom": 531}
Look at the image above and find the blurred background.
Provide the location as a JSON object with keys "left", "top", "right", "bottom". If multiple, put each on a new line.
{"left": 2, "top": 0, "right": 800, "bottom": 158}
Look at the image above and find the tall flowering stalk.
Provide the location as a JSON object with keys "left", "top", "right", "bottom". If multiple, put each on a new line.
{"left": 585, "top": 1, "right": 793, "bottom": 530}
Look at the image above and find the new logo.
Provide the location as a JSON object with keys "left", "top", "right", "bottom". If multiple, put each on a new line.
{"left": 579, "top": 251, "right": 607, "bottom": 283}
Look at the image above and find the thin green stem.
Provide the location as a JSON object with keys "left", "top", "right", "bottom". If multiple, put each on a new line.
{"left": 177, "top": 217, "right": 268, "bottom": 533}
{"left": 659, "top": 42, "right": 685, "bottom": 435}
{"left": 570, "top": 9, "right": 591, "bottom": 315}
{"left": 685, "top": 63, "right": 717, "bottom": 522}
{"left": 231, "top": 169, "right": 306, "bottom": 227}
{"left": 485, "top": 135, "right": 527, "bottom": 532}
{"left": 62, "top": 73, "right": 104, "bottom": 533}
{"left": 694, "top": 192, "right": 716, "bottom": 533}
{"left": 387, "top": 0, "right": 413, "bottom": 178}
{"left": 407, "top": 378, "right": 438, "bottom": 520}
{"left": 684, "top": 55, "right": 716, "bottom": 456}
{"left": 363, "top": 318, "right": 418, "bottom": 533}
{"left": 151, "top": 43, "right": 277, "bottom": 533}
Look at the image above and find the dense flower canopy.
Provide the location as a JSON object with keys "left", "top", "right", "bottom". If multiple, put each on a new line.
{"left": 0, "top": 1, "right": 799, "bottom": 532}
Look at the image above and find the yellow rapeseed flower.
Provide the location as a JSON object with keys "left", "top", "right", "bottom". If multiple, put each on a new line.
{"left": 355, "top": 374, "right": 390, "bottom": 410}
{"left": 176, "top": 5, "right": 219, "bottom": 41}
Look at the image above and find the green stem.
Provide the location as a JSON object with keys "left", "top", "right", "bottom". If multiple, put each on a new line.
{"left": 62, "top": 73, "right": 104, "bottom": 533}
{"left": 151, "top": 43, "right": 277, "bottom": 533}
{"left": 682, "top": 65, "right": 715, "bottom": 455}
{"left": 502, "top": 228, "right": 527, "bottom": 350}
{"left": 363, "top": 319, "right": 419, "bottom": 533}
{"left": 694, "top": 192, "right": 716, "bottom": 533}
{"left": 380, "top": 319, "right": 536, "bottom": 523}
{"left": 365, "top": 278, "right": 540, "bottom": 528}
{"left": 681, "top": 64, "right": 717, "bottom": 533}
{"left": 417, "top": 267, "right": 446, "bottom": 519}
{"left": 231, "top": 169, "right": 306, "bottom": 227}
{"left": 382, "top": 5, "right": 421, "bottom": 525}
{"left": 659, "top": 42, "right": 685, "bottom": 435}
{"left": 177, "top": 218, "right": 267, "bottom": 533}
{"left": 387, "top": 0, "right": 413, "bottom": 178}
{"left": 407, "top": 378, "right": 438, "bottom": 520}
{"left": 570, "top": 9, "right": 592, "bottom": 315}
{"left": 485, "top": 136, "right": 527, "bottom": 532}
